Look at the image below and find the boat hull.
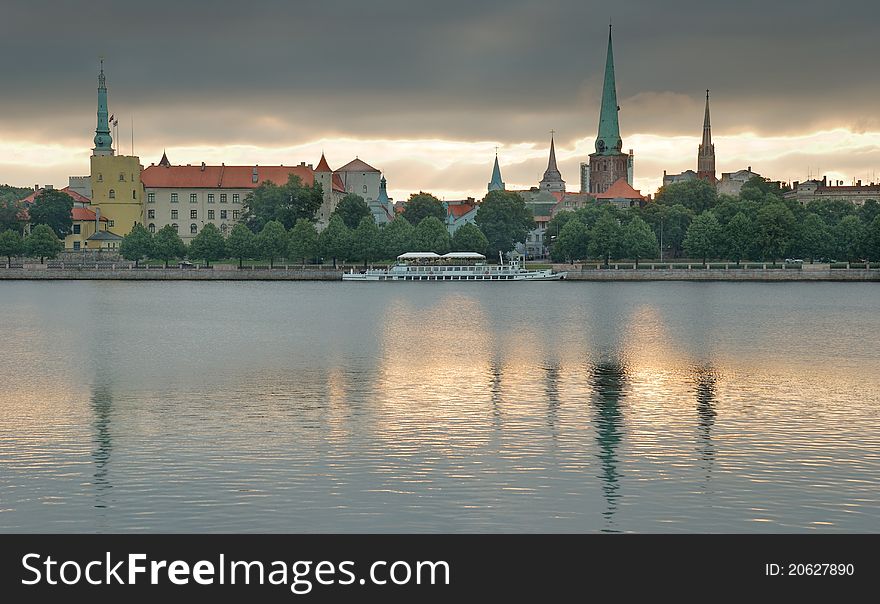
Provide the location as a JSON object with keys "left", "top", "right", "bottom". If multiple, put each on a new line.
{"left": 343, "top": 271, "right": 567, "bottom": 282}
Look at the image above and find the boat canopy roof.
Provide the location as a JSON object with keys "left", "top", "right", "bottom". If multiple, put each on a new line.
{"left": 441, "top": 252, "right": 486, "bottom": 259}
{"left": 397, "top": 252, "right": 441, "bottom": 260}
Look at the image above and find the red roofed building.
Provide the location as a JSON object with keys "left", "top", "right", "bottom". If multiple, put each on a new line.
{"left": 595, "top": 177, "right": 648, "bottom": 208}
{"left": 444, "top": 198, "right": 479, "bottom": 235}
{"left": 140, "top": 153, "right": 352, "bottom": 240}
{"left": 19, "top": 186, "right": 117, "bottom": 250}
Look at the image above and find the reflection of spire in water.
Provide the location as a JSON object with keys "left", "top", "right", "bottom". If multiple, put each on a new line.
{"left": 489, "top": 360, "right": 504, "bottom": 427}
{"left": 90, "top": 384, "right": 113, "bottom": 507}
{"left": 693, "top": 365, "right": 718, "bottom": 482}
{"left": 544, "top": 363, "right": 561, "bottom": 437}
{"left": 590, "top": 360, "right": 626, "bottom": 532}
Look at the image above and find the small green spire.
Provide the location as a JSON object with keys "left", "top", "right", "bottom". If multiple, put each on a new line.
{"left": 595, "top": 25, "right": 622, "bottom": 155}
{"left": 377, "top": 175, "right": 390, "bottom": 204}
{"left": 488, "top": 150, "right": 505, "bottom": 191}
{"left": 93, "top": 58, "right": 114, "bottom": 156}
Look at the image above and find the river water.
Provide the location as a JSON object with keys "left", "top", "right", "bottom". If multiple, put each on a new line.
{"left": 0, "top": 281, "right": 878, "bottom": 532}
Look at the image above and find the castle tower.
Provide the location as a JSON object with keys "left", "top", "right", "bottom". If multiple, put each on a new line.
{"left": 697, "top": 89, "right": 716, "bottom": 185}
{"left": 588, "top": 26, "right": 630, "bottom": 194}
{"left": 488, "top": 151, "right": 505, "bottom": 191}
{"left": 538, "top": 133, "right": 565, "bottom": 192}
{"left": 314, "top": 153, "right": 336, "bottom": 228}
{"left": 88, "top": 61, "right": 143, "bottom": 237}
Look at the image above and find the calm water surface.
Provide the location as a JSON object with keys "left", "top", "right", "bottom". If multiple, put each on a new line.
{"left": 0, "top": 281, "right": 878, "bottom": 533}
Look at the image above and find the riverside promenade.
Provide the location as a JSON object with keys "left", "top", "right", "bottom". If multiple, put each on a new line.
{"left": 560, "top": 263, "right": 880, "bottom": 281}
{"left": 0, "top": 264, "right": 343, "bottom": 280}
{"left": 1, "top": 262, "right": 879, "bottom": 281}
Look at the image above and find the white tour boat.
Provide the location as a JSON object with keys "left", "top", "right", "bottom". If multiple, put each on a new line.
{"left": 342, "top": 252, "right": 567, "bottom": 281}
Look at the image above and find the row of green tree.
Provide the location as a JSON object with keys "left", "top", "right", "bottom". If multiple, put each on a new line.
{"left": 0, "top": 188, "right": 75, "bottom": 238}
{"left": 112, "top": 215, "right": 493, "bottom": 269}
{"left": 0, "top": 225, "right": 65, "bottom": 264}
{"left": 549, "top": 177, "right": 880, "bottom": 263}
{"left": 241, "top": 176, "right": 535, "bottom": 259}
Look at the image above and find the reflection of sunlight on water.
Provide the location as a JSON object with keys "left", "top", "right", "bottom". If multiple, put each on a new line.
{"left": 1, "top": 282, "right": 879, "bottom": 532}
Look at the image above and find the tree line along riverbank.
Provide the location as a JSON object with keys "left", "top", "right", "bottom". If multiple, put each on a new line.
{"left": 3, "top": 177, "right": 880, "bottom": 271}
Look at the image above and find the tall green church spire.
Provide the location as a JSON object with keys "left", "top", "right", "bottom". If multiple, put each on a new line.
{"left": 93, "top": 59, "right": 114, "bottom": 156}
{"left": 488, "top": 151, "right": 505, "bottom": 191}
{"left": 595, "top": 25, "right": 622, "bottom": 155}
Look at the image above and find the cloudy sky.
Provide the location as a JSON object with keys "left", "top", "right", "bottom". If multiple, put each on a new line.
{"left": 2, "top": 0, "right": 879, "bottom": 200}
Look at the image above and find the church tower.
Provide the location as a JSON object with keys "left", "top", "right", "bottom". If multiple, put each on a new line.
{"left": 488, "top": 152, "right": 505, "bottom": 191}
{"left": 697, "top": 89, "right": 716, "bottom": 185}
{"left": 588, "top": 26, "right": 630, "bottom": 194}
{"left": 89, "top": 60, "right": 143, "bottom": 237}
{"left": 538, "top": 133, "right": 565, "bottom": 192}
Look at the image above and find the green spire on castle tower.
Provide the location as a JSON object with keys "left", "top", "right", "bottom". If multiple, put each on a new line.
{"left": 595, "top": 25, "right": 622, "bottom": 155}
{"left": 93, "top": 59, "right": 114, "bottom": 157}
{"left": 377, "top": 175, "right": 390, "bottom": 205}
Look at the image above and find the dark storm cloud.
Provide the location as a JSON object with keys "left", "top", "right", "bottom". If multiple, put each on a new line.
{"left": 2, "top": 0, "right": 879, "bottom": 198}
{"left": 2, "top": 0, "right": 879, "bottom": 145}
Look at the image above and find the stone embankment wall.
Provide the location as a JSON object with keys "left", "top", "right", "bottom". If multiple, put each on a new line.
{"left": 561, "top": 268, "right": 879, "bottom": 281}
{"left": 0, "top": 267, "right": 343, "bottom": 280}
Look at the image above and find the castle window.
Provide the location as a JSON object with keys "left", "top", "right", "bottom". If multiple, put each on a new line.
{"left": 132, "top": 190, "right": 137, "bottom": 199}
{"left": 190, "top": 209, "right": 197, "bottom": 219}
{"left": 220, "top": 194, "right": 227, "bottom": 203}
{"left": 232, "top": 194, "right": 240, "bottom": 204}
{"left": 109, "top": 189, "right": 116, "bottom": 199}
{"left": 190, "top": 193, "right": 197, "bottom": 203}
{"left": 73, "top": 224, "right": 81, "bottom": 234}
{"left": 148, "top": 193, "right": 155, "bottom": 203}
{"left": 73, "top": 241, "right": 80, "bottom": 250}
{"left": 363, "top": 185, "right": 368, "bottom": 193}
{"left": 108, "top": 220, "right": 114, "bottom": 227}
{"left": 208, "top": 194, "right": 214, "bottom": 204}
{"left": 148, "top": 223, "right": 155, "bottom": 233}
{"left": 171, "top": 209, "right": 178, "bottom": 219}
{"left": 97, "top": 173, "right": 103, "bottom": 182}
{"left": 232, "top": 210, "right": 240, "bottom": 220}
{"left": 148, "top": 209, "right": 155, "bottom": 219}
{"left": 171, "top": 193, "right": 179, "bottom": 203}
{"left": 208, "top": 209, "right": 215, "bottom": 220}
{"left": 220, "top": 210, "right": 227, "bottom": 219}
{"left": 119, "top": 173, "right": 125, "bottom": 182}
{"left": 171, "top": 223, "right": 178, "bottom": 233}
{"left": 190, "top": 223, "right": 197, "bottom": 234}
{"left": 221, "top": 223, "right": 228, "bottom": 234}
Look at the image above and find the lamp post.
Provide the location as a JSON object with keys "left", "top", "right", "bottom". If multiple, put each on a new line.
{"left": 659, "top": 214, "right": 664, "bottom": 263}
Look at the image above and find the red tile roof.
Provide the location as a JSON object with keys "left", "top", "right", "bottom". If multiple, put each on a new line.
{"left": 443, "top": 198, "right": 477, "bottom": 219}
{"left": 315, "top": 153, "right": 332, "bottom": 173}
{"left": 332, "top": 173, "right": 345, "bottom": 193}
{"left": 19, "top": 186, "right": 91, "bottom": 205}
{"left": 449, "top": 204, "right": 477, "bottom": 218}
{"left": 141, "top": 164, "right": 315, "bottom": 189}
{"left": 336, "top": 158, "right": 379, "bottom": 173}
{"left": 72, "top": 206, "right": 108, "bottom": 222}
{"left": 596, "top": 178, "right": 645, "bottom": 200}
